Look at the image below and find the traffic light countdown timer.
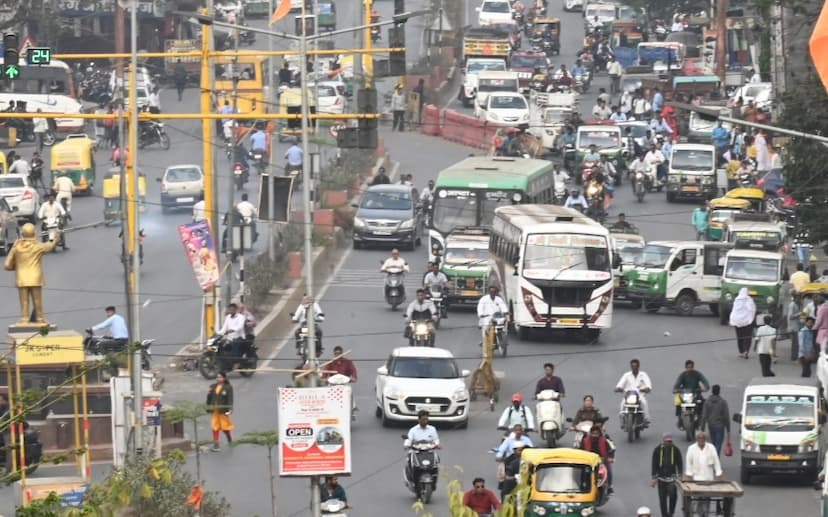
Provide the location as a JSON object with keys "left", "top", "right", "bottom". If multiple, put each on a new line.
{"left": 3, "top": 34, "right": 19, "bottom": 79}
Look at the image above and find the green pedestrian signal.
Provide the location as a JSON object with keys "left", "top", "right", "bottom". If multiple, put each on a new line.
{"left": 4, "top": 64, "right": 19, "bottom": 79}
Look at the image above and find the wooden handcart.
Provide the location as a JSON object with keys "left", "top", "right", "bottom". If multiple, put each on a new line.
{"left": 677, "top": 479, "right": 744, "bottom": 517}
{"left": 468, "top": 325, "right": 501, "bottom": 411}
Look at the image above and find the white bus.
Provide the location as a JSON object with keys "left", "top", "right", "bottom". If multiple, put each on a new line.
{"left": 0, "top": 58, "right": 83, "bottom": 133}
{"left": 489, "top": 205, "right": 614, "bottom": 340}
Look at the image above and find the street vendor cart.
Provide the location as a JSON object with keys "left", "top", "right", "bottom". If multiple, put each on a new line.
{"left": 677, "top": 479, "right": 744, "bottom": 517}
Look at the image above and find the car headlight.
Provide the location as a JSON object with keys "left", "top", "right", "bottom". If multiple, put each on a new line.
{"left": 521, "top": 113, "right": 530, "bottom": 121}
{"left": 512, "top": 192, "right": 522, "bottom": 202}
{"left": 799, "top": 440, "right": 817, "bottom": 453}
{"left": 703, "top": 176, "right": 714, "bottom": 185}
{"left": 743, "top": 440, "right": 760, "bottom": 453}
{"left": 354, "top": 217, "right": 366, "bottom": 229}
{"left": 766, "top": 296, "right": 775, "bottom": 304}
{"left": 384, "top": 385, "right": 404, "bottom": 399}
{"left": 581, "top": 508, "right": 595, "bottom": 516}
{"left": 452, "top": 387, "right": 469, "bottom": 401}
{"left": 532, "top": 505, "right": 547, "bottom": 516}
{"left": 400, "top": 218, "right": 414, "bottom": 229}
{"left": 668, "top": 175, "right": 679, "bottom": 184}
{"left": 724, "top": 292, "right": 733, "bottom": 301}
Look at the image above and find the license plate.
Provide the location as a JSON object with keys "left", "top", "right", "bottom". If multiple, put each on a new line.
{"left": 614, "top": 277, "right": 621, "bottom": 287}
{"left": 767, "top": 454, "right": 790, "bottom": 461}
{"left": 557, "top": 318, "right": 581, "bottom": 325}
{"left": 460, "top": 290, "right": 479, "bottom": 297}
{"left": 373, "top": 231, "right": 392, "bottom": 236}
{"left": 415, "top": 404, "right": 440, "bottom": 413}
{"left": 682, "top": 186, "right": 700, "bottom": 192}
{"left": 177, "top": 197, "right": 194, "bottom": 203}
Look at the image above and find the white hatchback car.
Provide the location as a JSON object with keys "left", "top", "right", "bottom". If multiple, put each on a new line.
{"left": 159, "top": 165, "right": 205, "bottom": 213}
{"left": 312, "top": 82, "right": 346, "bottom": 114}
{"left": 477, "top": 0, "right": 513, "bottom": 26}
{"left": 480, "top": 92, "right": 530, "bottom": 125}
{"left": 0, "top": 174, "right": 39, "bottom": 222}
{"left": 375, "top": 347, "right": 470, "bottom": 426}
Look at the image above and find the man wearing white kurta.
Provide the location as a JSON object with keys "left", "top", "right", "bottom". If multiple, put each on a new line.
{"left": 685, "top": 431, "right": 723, "bottom": 481}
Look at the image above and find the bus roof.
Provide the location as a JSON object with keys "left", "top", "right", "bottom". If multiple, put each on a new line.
{"left": 494, "top": 205, "right": 607, "bottom": 233}
{"left": 435, "top": 157, "right": 553, "bottom": 190}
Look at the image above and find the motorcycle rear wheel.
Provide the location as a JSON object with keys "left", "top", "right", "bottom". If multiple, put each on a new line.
{"left": 160, "top": 133, "right": 171, "bottom": 150}
{"left": 199, "top": 355, "right": 219, "bottom": 379}
{"left": 239, "top": 352, "right": 258, "bottom": 378}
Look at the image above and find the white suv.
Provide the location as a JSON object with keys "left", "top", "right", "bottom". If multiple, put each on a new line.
{"left": 375, "top": 347, "right": 470, "bottom": 427}
{"left": 477, "top": 0, "right": 513, "bottom": 26}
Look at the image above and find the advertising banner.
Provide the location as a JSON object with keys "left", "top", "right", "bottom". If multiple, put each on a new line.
{"left": 178, "top": 220, "right": 220, "bottom": 291}
{"left": 278, "top": 386, "right": 351, "bottom": 476}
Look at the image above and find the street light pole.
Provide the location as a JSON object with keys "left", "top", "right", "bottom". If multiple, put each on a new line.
{"left": 267, "top": 0, "right": 277, "bottom": 262}
{"left": 128, "top": 0, "right": 143, "bottom": 455}
{"left": 224, "top": 27, "right": 241, "bottom": 309}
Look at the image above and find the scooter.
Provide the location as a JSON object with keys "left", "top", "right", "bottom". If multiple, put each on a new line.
{"left": 251, "top": 149, "right": 266, "bottom": 175}
{"left": 633, "top": 170, "right": 647, "bottom": 202}
{"left": 677, "top": 390, "right": 705, "bottom": 442}
{"left": 199, "top": 333, "right": 258, "bottom": 379}
{"left": 320, "top": 499, "right": 348, "bottom": 516}
{"left": 580, "top": 160, "right": 598, "bottom": 185}
{"left": 233, "top": 162, "right": 249, "bottom": 190}
{"left": 426, "top": 284, "right": 447, "bottom": 326}
{"left": 619, "top": 389, "right": 646, "bottom": 442}
{"left": 327, "top": 373, "right": 357, "bottom": 422}
{"left": 294, "top": 319, "right": 324, "bottom": 361}
{"left": 40, "top": 215, "right": 67, "bottom": 250}
{"left": 536, "top": 389, "right": 565, "bottom": 448}
{"left": 491, "top": 311, "right": 509, "bottom": 357}
{"left": 569, "top": 418, "right": 594, "bottom": 448}
{"left": 403, "top": 437, "right": 440, "bottom": 504}
{"left": 383, "top": 265, "right": 407, "bottom": 310}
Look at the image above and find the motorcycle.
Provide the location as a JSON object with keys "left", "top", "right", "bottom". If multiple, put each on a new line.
{"left": 553, "top": 181, "right": 568, "bottom": 205}
{"left": 541, "top": 39, "right": 555, "bottom": 57}
{"left": 138, "top": 121, "right": 171, "bottom": 150}
{"left": 40, "top": 215, "right": 67, "bottom": 250}
{"left": 529, "top": 76, "right": 547, "bottom": 92}
{"left": 585, "top": 182, "right": 605, "bottom": 223}
{"left": 677, "top": 390, "right": 704, "bottom": 441}
{"left": 563, "top": 143, "right": 576, "bottom": 171}
{"left": 85, "top": 332, "right": 153, "bottom": 370}
{"left": 294, "top": 320, "right": 324, "bottom": 362}
{"left": 633, "top": 170, "right": 647, "bottom": 202}
{"left": 320, "top": 499, "right": 348, "bottom": 516}
{"left": 199, "top": 333, "right": 258, "bottom": 379}
{"left": 536, "top": 389, "right": 565, "bottom": 448}
{"left": 573, "top": 71, "right": 591, "bottom": 93}
{"left": 406, "top": 318, "right": 435, "bottom": 347}
{"left": 251, "top": 149, "right": 266, "bottom": 175}
{"left": 327, "top": 373, "right": 357, "bottom": 422}
{"left": 580, "top": 160, "right": 598, "bottom": 185}
{"left": 0, "top": 421, "right": 43, "bottom": 475}
{"left": 233, "top": 162, "right": 249, "bottom": 190}
{"left": 425, "top": 284, "right": 447, "bottom": 326}
{"left": 383, "top": 265, "right": 407, "bottom": 309}
{"left": 619, "top": 389, "right": 646, "bottom": 442}
{"left": 647, "top": 161, "right": 665, "bottom": 192}
{"left": 403, "top": 438, "right": 440, "bottom": 504}
{"left": 491, "top": 311, "right": 508, "bottom": 357}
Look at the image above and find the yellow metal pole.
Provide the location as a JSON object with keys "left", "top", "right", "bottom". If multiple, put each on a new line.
{"left": 72, "top": 365, "right": 82, "bottom": 477}
{"left": 52, "top": 48, "right": 404, "bottom": 60}
{"left": 81, "top": 369, "right": 91, "bottom": 481}
{"left": 6, "top": 360, "right": 16, "bottom": 473}
{"left": 201, "top": 15, "right": 218, "bottom": 338}
{"left": 15, "top": 362, "right": 26, "bottom": 487}
{"left": 365, "top": 0, "right": 373, "bottom": 88}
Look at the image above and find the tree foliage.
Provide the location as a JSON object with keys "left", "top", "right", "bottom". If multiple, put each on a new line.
{"left": 777, "top": 68, "right": 828, "bottom": 250}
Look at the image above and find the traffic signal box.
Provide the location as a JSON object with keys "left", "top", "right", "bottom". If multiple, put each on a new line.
{"left": 3, "top": 34, "right": 19, "bottom": 80}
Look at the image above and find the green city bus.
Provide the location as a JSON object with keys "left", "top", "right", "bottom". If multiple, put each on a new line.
{"left": 428, "top": 156, "right": 555, "bottom": 263}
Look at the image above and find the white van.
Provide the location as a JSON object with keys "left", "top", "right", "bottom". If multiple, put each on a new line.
{"left": 474, "top": 70, "right": 519, "bottom": 112}
{"left": 733, "top": 378, "right": 824, "bottom": 485}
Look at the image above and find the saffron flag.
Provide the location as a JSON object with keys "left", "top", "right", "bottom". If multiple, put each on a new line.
{"left": 270, "top": 0, "right": 291, "bottom": 25}
{"left": 810, "top": 0, "right": 828, "bottom": 92}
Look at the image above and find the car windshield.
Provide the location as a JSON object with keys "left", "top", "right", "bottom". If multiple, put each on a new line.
{"left": 511, "top": 55, "right": 546, "bottom": 69}
{"left": 711, "top": 209, "right": 739, "bottom": 223}
{"left": 317, "top": 85, "right": 337, "bottom": 97}
{"left": 482, "top": 1, "right": 510, "bottom": 13}
{"left": 166, "top": 168, "right": 202, "bottom": 182}
{"left": 444, "top": 246, "right": 489, "bottom": 264}
{"left": 0, "top": 176, "right": 25, "bottom": 188}
{"left": 744, "top": 85, "right": 770, "bottom": 98}
{"left": 361, "top": 191, "right": 412, "bottom": 210}
{"left": 744, "top": 394, "right": 815, "bottom": 431}
{"left": 671, "top": 149, "right": 714, "bottom": 171}
{"left": 390, "top": 357, "right": 459, "bottom": 379}
{"left": 620, "top": 124, "right": 648, "bottom": 138}
{"left": 636, "top": 244, "right": 673, "bottom": 268}
{"left": 468, "top": 61, "right": 507, "bottom": 74}
{"left": 543, "top": 110, "right": 570, "bottom": 124}
{"left": 578, "top": 130, "right": 620, "bottom": 149}
{"left": 724, "top": 256, "right": 779, "bottom": 282}
{"left": 535, "top": 464, "right": 591, "bottom": 493}
{"left": 617, "top": 7, "right": 639, "bottom": 20}
{"left": 490, "top": 95, "right": 527, "bottom": 109}
{"left": 523, "top": 234, "right": 611, "bottom": 272}
{"left": 615, "top": 241, "right": 644, "bottom": 265}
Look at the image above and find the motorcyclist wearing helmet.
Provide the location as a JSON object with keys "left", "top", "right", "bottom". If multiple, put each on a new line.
{"left": 636, "top": 507, "right": 652, "bottom": 517}
{"left": 498, "top": 393, "right": 536, "bottom": 431}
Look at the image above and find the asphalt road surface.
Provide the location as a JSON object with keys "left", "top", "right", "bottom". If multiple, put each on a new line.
{"left": 0, "top": 2, "right": 821, "bottom": 517}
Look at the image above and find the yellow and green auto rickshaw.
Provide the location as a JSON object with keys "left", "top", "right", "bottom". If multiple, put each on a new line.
{"left": 102, "top": 167, "right": 147, "bottom": 225}
{"left": 518, "top": 448, "right": 609, "bottom": 517}
{"left": 725, "top": 187, "right": 767, "bottom": 213}
{"left": 708, "top": 197, "right": 752, "bottom": 241}
{"left": 278, "top": 88, "right": 317, "bottom": 142}
{"left": 532, "top": 17, "right": 561, "bottom": 55}
{"left": 51, "top": 134, "right": 96, "bottom": 195}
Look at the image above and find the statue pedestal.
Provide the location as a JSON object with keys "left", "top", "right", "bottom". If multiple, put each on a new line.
{"left": 7, "top": 324, "right": 57, "bottom": 335}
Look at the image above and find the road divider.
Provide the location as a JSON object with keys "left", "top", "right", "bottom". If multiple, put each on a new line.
{"left": 420, "top": 104, "right": 511, "bottom": 150}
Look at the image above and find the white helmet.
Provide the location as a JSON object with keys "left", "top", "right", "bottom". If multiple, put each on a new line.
{"left": 637, "top": 507, "right": 652, "bottom": 516}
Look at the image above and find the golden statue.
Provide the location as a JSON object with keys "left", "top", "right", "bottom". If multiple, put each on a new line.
{"left": 4, "top": 223, "right": 57, "bottom": 326}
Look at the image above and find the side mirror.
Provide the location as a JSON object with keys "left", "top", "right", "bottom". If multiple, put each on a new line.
{"left": 461, "top": 369, "right": 471, "bottom": 377}
{"left": 377, "top": 366, "right": 388, "bottom": 375}
{"left": 733, "top": 413, "right": 742, "bottom": 424}
{"left": 11, "top": 206, "right": 18, "bottom": 212}
{"left": 155, "top": 177, "right": 162, "bottom": 183}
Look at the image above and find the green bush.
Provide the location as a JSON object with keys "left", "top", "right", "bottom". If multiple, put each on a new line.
{"left": 245, "top": 223, "right": 304, "bottom": 306}
{"left": 320, "top": 149, "right": 376, "bottom": 191}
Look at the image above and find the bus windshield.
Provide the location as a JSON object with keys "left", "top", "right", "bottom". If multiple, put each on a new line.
{"left": 724, "top": 257, "right": 779, "bottom": 282}
{"left": 432, "top": 190, "right": 514, "bottom": 234}
{"left": 523, "top": 234, "right": 610, "bottom": 273}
